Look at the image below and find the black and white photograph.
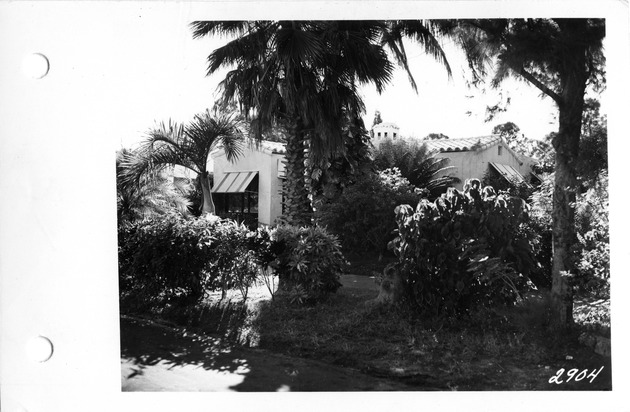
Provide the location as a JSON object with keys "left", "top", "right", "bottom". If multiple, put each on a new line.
{"left": 1, "top": 1, "right": 628, "bottom": 411}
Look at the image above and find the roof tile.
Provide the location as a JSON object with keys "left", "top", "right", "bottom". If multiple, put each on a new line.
{"left": 424, "top": 135, "right": 501, "bottom": 153}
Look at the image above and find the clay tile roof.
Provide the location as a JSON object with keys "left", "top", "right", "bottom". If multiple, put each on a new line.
{"left": 424, "top": 135, "right": 501, "bottom": 153}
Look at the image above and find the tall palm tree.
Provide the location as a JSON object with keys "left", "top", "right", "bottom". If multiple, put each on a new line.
{"left": 191, "top": 20, "right": 451, "bottom": 226}
{"left": 438, "top": 18, "right": 605, "bottom": 328}
{"left": 121, "top": 108, "right": 246, "bottom": 215}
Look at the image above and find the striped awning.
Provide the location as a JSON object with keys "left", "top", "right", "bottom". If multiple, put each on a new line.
{"left": 212, "top": 171, "right": 258, "bottom": 193}
{"left": 489, "top": 163, "right": 529, "bottom": 185}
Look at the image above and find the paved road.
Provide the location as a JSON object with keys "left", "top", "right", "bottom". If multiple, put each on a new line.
{"left": 121, "top": 316, "right": 413, "bottom": 392}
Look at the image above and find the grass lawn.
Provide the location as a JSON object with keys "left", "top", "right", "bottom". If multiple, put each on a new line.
{"left": 249, "top": 286, "right": 611, "bottom": 390}
{"left": 121, "top": 258, "right": 612, "bottom": 391}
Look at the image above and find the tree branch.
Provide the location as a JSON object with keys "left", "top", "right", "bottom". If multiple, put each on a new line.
{"left": 515, "top": 66, "right": 562, "bottom": 105}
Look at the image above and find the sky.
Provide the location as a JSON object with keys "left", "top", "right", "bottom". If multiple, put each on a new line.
{"left": 112, "top": 13, "right": 572, "bottom": 148}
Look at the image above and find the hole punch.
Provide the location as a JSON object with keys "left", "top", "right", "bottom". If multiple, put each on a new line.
{"left": 22, "top": 53, "right": 49, "bottom": 79}
{"left": 25, "top": 335, "right": 54, "bottom": 363}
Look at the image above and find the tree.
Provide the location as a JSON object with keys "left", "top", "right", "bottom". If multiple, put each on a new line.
{"left": 121, "top": 108, "right": 246, "bottom": 215}
{"left": 577, "top": 98, "right": 607, "bottom": 184}
{"left": 310, "top": 116, "right": 374, "bottom": 204}
{"left": 372, "top": 110, "right": 383, "bottom": 127}
{"left": 492, "top": 121, "right": 552, "bottom": 161}
{"left": 492, "top": 122, "right": 520, "bottom": 142}
{"left": 191, "top": 20, "right": 451, "bottom": 226}
{"left": 116, "top": 149, "right": 191, "bottom": 223}
{"left": 423, "top": 133, "right": 450, "bottom": 140}
{"left": 445, "top": 18, "right": 606, "bottom": 328}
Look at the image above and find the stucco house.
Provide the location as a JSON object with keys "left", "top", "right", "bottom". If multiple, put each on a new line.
{"left": 424, "top": 135, "right": 539, "bottom": 190}
{"left": 208, "top": 134, "right": 538, "bottom": 226}
{"left": 211, "top": 140, "right": 286, "bottom": 226}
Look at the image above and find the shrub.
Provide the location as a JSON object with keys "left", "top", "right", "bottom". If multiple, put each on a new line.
{"left": 574, "top": 171, "right": 609, "bottom": 297}
{"left": 270, "top": 225, "right": 347, "bottom": 302}
{"left": 389, "top": 179, "right": 536, "bottom": 316}
{"left": 316, "top": 168, "right": 421, "bottom": 256}
{"left": 526, "top": 171, "right": 609, "bottom": 296}
{"left": 118, "top": 214, "right": 261, "bottom": 309}
{"left": 523, "top": 174, "right": 554, "bottom": 289}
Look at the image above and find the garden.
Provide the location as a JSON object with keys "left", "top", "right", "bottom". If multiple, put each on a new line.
{"left": 118, "top": 19, "right": 611, "bottom": 391}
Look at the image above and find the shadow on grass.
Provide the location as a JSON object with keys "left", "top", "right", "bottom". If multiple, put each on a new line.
{"left": 120, "top": 314, "right": 415, "bottom": 391}
{"left": 120, "top": 261, "right": 612, "bottom": 391}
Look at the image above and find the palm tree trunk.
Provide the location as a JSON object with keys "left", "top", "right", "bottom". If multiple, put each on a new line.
{"left": 283, "top": 118, "right": 313, "bottom": 226}
{"left": 199, "top": 171, "right": 216, "bottom": 215}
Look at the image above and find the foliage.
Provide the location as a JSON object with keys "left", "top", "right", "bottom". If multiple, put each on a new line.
{"left": 481, "top": 167, "right": 535, "bottom": 201}
{"left": 524, "top": 174, "right": 554, "bottom": 289}
{"left": 577, "top": 98, "right": 608, "bottom": 185}
{"left": 372, "top": 110, "right": 383, "bottom": 128}
{"left": 192, "top": 21, "right": 453, "bottom": 225}
{"left": 316, "top": 168, "right": 421, "bottom": 256}
{"left": 526, "top": 172, "right": 609, "bottom": 297}
{"left": 573, "top": 172, "right": 609, "bottom": 296}
{"left": 118, "top": 214, "right": 262, "bottom": 308}
{"left": 120, "top": 107, "right": 246, "bottom": 215}
{"left": 250, "top": 282, "right": 610, "bottom": 390}
{"left": 491, "top": 122, "right": 552, "bottom": 162}
{"left": 388, "top": 179, "right": 535, "bottom": 316}
{"left": 309, "top": 117, "right": 374, "bottom": 204}
{"left": 441, "top": 18, "right": 606, "bottom": 326}
{"left": 372, "top": 137, "right": 459, "bottom": 197}
{"left": 271, "top": 225, "right": 347, "bottom": 302}
{"left": 116, "top": 149, "right": 191, "bottom": 223}
{"left": 423, "top": 133, "right": 450, "bottom": 140}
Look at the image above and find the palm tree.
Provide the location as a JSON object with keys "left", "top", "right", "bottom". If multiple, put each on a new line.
{"left": 439, "top": 18, "right": 606, "bottom": 328}
{"left": 191, "top": 20, "right": 451, "bottom": 226}
{"left": 373, "top": 138, "right": 459, "bottom": 197}
{"left": 116, "top": 149, "right": 191, "bottom": 223}
{"left": 121, "top": 108, "right": 246, "bottom": 215}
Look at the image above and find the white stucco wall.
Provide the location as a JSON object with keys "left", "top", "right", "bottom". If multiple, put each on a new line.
{"left": 212, "top": 147, "right": 284, "bottom": 226}
{"left": 372, "top": 122, "right": 401, "bottom": 148}
{"left": 434, "top": 142, "right": 530, "bottom": 190}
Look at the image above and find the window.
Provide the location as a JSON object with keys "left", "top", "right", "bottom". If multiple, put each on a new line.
{"left": 498, "top": 145, "right": 503, "bottom": 156}
{"left": 384, "top": 132, "right": 388, "bottom": 138}
{"left": 393, "top": 132, "right": 397, "bottom": 138}
{"left": 377, "top": 132, "right": 381, "bottom": 137}
{"left": 213, "top": 175, "right": 259, "bottom": 228}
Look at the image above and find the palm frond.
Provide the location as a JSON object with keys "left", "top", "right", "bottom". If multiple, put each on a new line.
{"left": 185, "top": 109, "right": 246, "bottom": 163}
{"left": 121, "top": 121, "right": 200, "bottom": 187}
{"left": 190, "top": 21, "right": 252, "bottom": 40}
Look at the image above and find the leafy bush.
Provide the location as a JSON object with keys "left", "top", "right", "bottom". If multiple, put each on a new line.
{"left": 389, "top": 179, "right": 536, "bottom": 316}
{"left": 271, "top": 225, "right": 347, "bottom": 302}
{"left": 316, "top": 168, "right": 421, "bottom": 256}
{"left": 118, "top": 214, "right": 261, "bottom": 309}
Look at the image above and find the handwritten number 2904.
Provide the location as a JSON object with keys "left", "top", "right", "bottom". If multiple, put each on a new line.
{"left": 549, "top": 367, "right": 604, "bottom": 384}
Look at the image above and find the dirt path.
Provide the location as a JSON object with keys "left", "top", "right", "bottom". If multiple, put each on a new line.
{"left": 121, "top": 316, "right": 420, "bottom": 392}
